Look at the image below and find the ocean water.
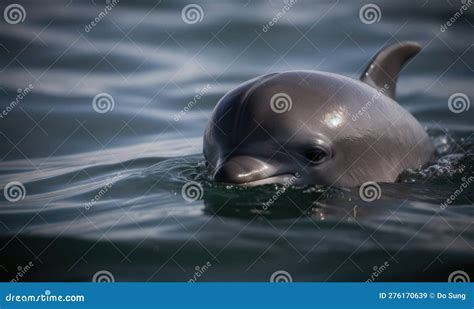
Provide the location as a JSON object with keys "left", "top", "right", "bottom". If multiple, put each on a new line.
{"left": 0, "top": 0, "right": 473, "bottom": 282}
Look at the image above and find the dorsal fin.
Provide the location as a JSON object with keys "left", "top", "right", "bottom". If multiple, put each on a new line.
{"left": 360, "top": 41, "right": 421, "bottom": 99}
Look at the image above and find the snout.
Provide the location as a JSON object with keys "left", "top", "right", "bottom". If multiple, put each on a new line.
{"left": 213, "top": 155, "right": 274, "bottom": 184}
{"left": 212, "top": 155, "right": 299, "bottom": 186}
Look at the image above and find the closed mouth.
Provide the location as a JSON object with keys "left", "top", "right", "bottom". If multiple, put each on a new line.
{"left": 236, "top": 173, "right": 300, "bottom": 187}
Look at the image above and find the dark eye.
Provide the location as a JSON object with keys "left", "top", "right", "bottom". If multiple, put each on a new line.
{"left": 304, "top": 147, "right": 328, "bottom": 164}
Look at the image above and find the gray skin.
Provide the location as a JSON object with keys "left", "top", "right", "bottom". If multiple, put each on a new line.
{"left": 203, "top": 42, "right": 435, "bottom": 187}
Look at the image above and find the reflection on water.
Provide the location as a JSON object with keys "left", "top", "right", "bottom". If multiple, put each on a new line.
{"left": 0, "top": 0, "right": 473, "bottom": 281}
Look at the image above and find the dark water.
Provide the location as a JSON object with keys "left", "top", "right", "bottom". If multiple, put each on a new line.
{"left": 0, "top": 0, "right": 473, "bottom": 282}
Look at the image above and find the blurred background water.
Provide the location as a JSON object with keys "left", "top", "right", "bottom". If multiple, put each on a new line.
{"left": 0, "top": 0, "right": 473, "bottom": 281}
